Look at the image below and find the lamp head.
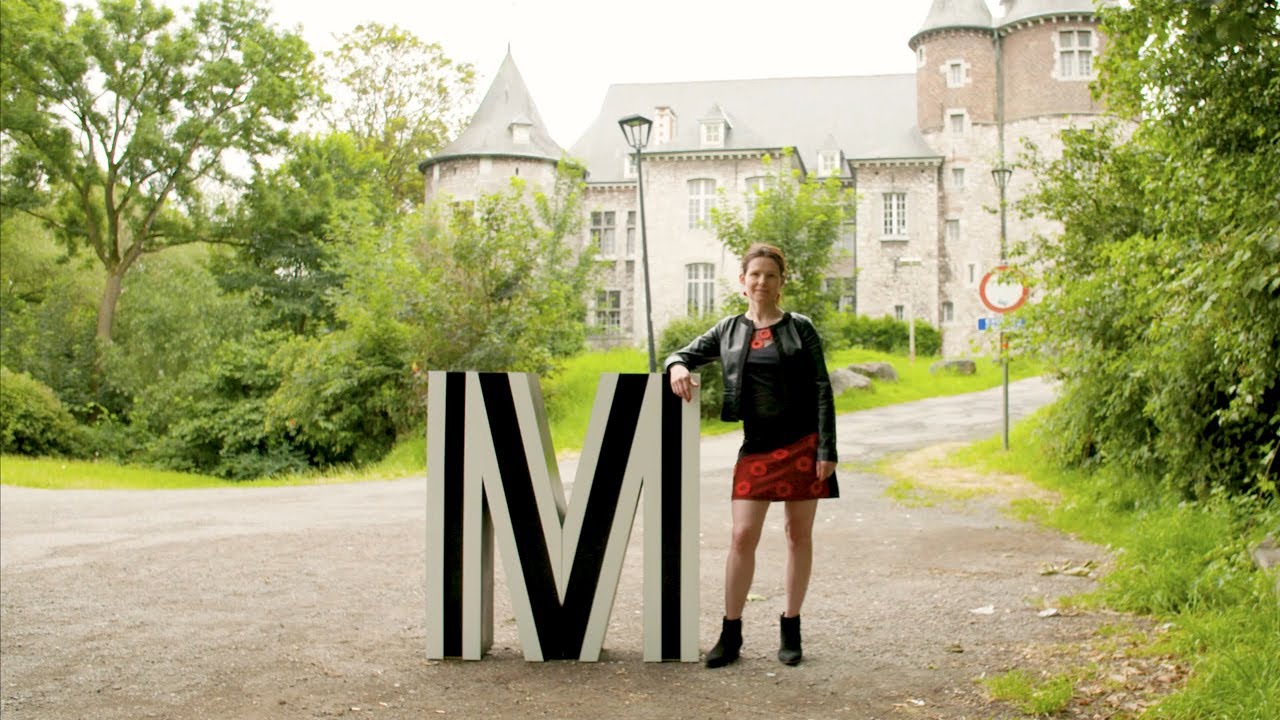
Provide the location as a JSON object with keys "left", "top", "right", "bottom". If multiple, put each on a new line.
{"left": 618, "top": 114, "right": 653, "bottom": 151}
{"left": 991, "top": 164, "right": 1013, "bottom": 190}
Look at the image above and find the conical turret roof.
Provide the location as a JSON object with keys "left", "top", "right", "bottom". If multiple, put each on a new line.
{"left": 912, "top": 0, "right": 993, "bottom": 43}
{"left": 999, "top": 0, "right": 1115, "bottom": 26}
{"left": 420, "top": 51, "right": 564, "bottom": 168}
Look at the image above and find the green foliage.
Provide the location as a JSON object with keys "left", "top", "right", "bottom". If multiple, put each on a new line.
{"left": 952, "top": 412, "right": 1280, "bottom": 720}
{"left": 140, "top": 330, "right": 307, "bottom": 480}
{"left": 711, "top": 152, "right": 853, "bottom": 327}
{"left": 823, "top": 312, "right": 941, "bottom": 355}
{"left": 0, "top": 367, "right": 82, "bottom": 456}
{"left": 416, "top": 166, "right": 593, "bottom": 373}
{"left": 0, "top": 214, "right": 101, "bottom": 412}
{"left": 319, "top": 23, "right": 475, "bottom": 208}
{"left": 656, "top": 313, "right": 725, "bottom": 420}
{"left": 266, "top": 287, "right": 416, "bottom": 467}
{"left": 1020, "top": 0, "right": 1280, "bottom": 498}
{"left": 0, "top": 0, "right": 323, "bottom": 346}
{"left": 213, "top": 132, "right": 391, "bottom": 335}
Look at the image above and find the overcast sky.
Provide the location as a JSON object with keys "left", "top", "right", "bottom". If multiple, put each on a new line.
{"left": 256, "top": 0, "right": 1007, "bottom": 146}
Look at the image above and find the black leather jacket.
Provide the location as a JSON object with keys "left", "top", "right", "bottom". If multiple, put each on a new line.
{"left": 663, "top": 312, "right": 837, "bottom": 462}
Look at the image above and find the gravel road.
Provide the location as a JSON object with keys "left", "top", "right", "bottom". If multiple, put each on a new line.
{"left": 1, "top": 377, "right": 1118, "bottom": 719}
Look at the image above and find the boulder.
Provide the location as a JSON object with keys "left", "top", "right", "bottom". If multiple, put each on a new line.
{"left": 929, "top": 358, "right": 977, "bottom": 375}
{"left": 848, "top": 361, "right": 899, "bottom": 382}
{"left": 830, "top": 368, "right": 872, "bottom": 395}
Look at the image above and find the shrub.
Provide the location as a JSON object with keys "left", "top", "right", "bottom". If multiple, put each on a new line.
{"left": 658, "top": 314, "right": 725, "bottom": 419}
{"left": 823, "top": 313, "right": 941, "bottom": 356}
{"left": 0, "top": 367, "right": 82, "bottom": 456}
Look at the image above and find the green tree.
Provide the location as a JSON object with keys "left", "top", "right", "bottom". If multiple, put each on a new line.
{"left": 1020, "top": 0, "right": 1280, "bottom": 497}
{"left": 711, "top": 154, "right": 853, "bottom": 330}
{"left": 415, "top": 162, "right": 595, "bottom": 374}
{"left": 0, "top": 0, "right": 322, "bottom": 355}
{"left": 319, "top": 23, "right": 475, "bottom": 208}
{"left": 212, "top": 132, "right": 390, "bottom": 335}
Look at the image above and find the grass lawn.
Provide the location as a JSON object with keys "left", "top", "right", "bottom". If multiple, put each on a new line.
{"left": 945, "top": 412, "right": 1280, "bottom": 719}
{"left": 1, "top": 345, "right": 1040, "bottom": 490}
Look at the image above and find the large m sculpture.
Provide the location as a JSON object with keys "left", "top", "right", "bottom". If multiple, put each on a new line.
{"left": 425, "top": 372, "right": 700, "bottom": 662}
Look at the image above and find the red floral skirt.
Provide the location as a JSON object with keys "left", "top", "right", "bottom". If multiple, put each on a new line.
{"left": 732, "top": 432, "right": 839, "bottom": 501}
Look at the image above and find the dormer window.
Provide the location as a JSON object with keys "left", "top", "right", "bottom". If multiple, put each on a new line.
{"left": 700, "top": 121, "right": 724, "bottom": 148}
{"left": 818, "top": 150, "right": 842, "bottom": 178}
{"left": 510, "top": 117, "right": 533, "bottom": 145}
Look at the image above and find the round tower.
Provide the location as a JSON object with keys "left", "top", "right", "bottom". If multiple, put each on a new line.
{"left": 909, "top": 0, "right": 996, "bottom": 135}
{"left": 997, "top": 0, "right": 1112, "bottom": 123}
{"left": 419, "top": 51, "right": 564, "bottom": 207}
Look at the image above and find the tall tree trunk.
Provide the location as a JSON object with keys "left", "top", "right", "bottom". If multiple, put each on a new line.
{"left": 91, "top": 268, "right": 125, "bottom": 397}
{"left": 97, "top": 269, "right": 124, "bottom": 345}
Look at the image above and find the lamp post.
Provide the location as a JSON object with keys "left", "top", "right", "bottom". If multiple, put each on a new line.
{"left": 619, "top": 114, "right": 657, "bottom": 373}
{"left": 991, "top": 163, "right": 1013, "bottom": 450}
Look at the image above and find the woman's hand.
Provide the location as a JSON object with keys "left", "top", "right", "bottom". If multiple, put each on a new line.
{"left": 668, "top": 364, "right": 698, "bottom": 402}
{"left": 816, "top": 460, "right": 837, "bottom": 481}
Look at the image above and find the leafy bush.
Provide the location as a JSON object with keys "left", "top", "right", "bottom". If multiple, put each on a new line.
{"left": 138, "top": 332, "right": 309, "bottom": 480}
{"left": 0, "top": 367, "right": 82, "bottom": 456}
{"left": 823, "top": 313, "right": 941, "bottom": 356}
{"left": 657, "top": 314, "right": 725, "bottom": 419}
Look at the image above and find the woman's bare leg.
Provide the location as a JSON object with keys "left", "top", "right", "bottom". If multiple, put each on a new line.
{"left": 724, "top": 499, "right": 771, "bottom": 619}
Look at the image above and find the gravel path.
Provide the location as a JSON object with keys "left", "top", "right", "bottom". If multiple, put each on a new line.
{"left": 1, "top": 378, "right": 1115, "bottom": 719}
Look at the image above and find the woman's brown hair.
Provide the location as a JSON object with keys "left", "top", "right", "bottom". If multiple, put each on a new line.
{"left": 740, "top": 243, "right": 786, "bottom": 279}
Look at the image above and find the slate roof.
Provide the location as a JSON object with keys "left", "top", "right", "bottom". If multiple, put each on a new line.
{"left": 999, "top": 0, "right": 1115, "bottom": 26}
{"left": 569, "top": 74, "right": 938, "bottom": 184}
{"left": 420, "top": 51, "right": 564, "bottom": 169}
{"left": 914, "top": 0, "right": 994, "bottom": 39}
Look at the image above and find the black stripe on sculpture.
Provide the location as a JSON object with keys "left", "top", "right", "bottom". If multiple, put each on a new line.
{"left": 660, "top": 375, "right": 682, "bottom": 659}
{"left": 442, "top": 372, "right": 465, "bottom": 657}
{"left": 477, "top": 373, "right": 563, "bottom": 658}
{"left": 556, "top": 374, "right": 647, "bottom": 659}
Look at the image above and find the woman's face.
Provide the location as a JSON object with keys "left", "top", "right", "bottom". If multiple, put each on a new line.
{"left": 740, "top": 256, "right": 784, "bottom": 306}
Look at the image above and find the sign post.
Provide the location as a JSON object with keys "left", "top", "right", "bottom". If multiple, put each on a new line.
{"left": 978, "top": 266, "right": 1028, "bottom": 450}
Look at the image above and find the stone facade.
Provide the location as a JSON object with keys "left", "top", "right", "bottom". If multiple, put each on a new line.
{"left": 424, "top": 1, "right": 1120, "bottom": 357}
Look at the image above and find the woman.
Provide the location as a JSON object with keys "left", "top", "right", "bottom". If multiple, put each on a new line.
{"left": 666, "top": 243, "right": 838, "bottom": 668}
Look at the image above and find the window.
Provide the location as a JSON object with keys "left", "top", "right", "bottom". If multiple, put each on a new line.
{"left": 946, "top": 219, "right": 960, "bottom": 244}
{"left": 951, "top": 167, "right": 965, "bottom": 188}
{"left": 949, "top": 111, "right": 966, "bottom": 135}
{"left": 894, "top": 305, "right": 905, "bottom": 321}
{"left": 744, "top": 176, "right": 772, "bottom": 218}
{"left": 686, "top": 263, "right": 715, "bottom": 316}
{"left": 942, "top": 301, "right": 955, "bottom": 323}
{"left": 595, "top": 290, "right": 621, "bottom": 331}
{"left": 591, "top": 211, "right": 616, "bottom": 255}
{"left": 511, "top": 124, "right": 530, "bottom": 145}
{"left": 623, "top": 154, "right": 637, "bottom": 178}
{"left": 700, "top": 121, "right": 723, "bottom": 147}
{"left": 688, "top": 179, "right": 716, "bottom": 228}
{"left": 478, "top": 157, "right": 492, "bottom": 175}
{"left": 625, "top": 211, "right": 636, "bottom": 256}
{"left": 1059, "top": 30, "right": 1094, "bottom": 79}
{"left": 967, "top": 262, "right": 979, "bottom": 288}
{"left": 824, "top": 277, "right": 856, "bottom": 312}
{"left": 916, "top": 45, "right": 926, "bottom": 67}
{"left": 947, "top": 61, "right": 964, "bottom": 88}
{"left": 882, "top": 192, "right": 907, "bottom": 237}
{"left": 818, "top": 151, "right": 841, "bottom": 178}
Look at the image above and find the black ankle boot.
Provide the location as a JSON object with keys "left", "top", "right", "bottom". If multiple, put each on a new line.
{"left": 778, "top": 614, "right": 802, "bottom": 666}
{"left": 705, "top": 617, "right": 743, "bottom": 668}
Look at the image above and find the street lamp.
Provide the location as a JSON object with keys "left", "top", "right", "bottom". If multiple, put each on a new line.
{"left": 991, "top": 163, "right": 1013, "bottom": 261}
{"left": 990, "top": 163, "right": 1013, "bottom": 449}
{"left": 619, "top": 113, "right": 657, "bottom": 373}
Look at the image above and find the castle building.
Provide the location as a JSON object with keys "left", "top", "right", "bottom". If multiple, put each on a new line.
{"left": 422, "top": 0, "right": 1115, "bottom": 356}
